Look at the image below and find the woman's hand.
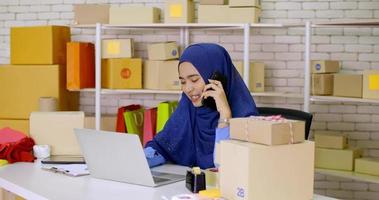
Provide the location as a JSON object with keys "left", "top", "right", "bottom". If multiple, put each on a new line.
{"left": 202, "top": 79, "right": 232, "bottom": 121}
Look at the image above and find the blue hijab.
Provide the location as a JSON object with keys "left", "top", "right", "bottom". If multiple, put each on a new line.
{"left": 146, "top": 43, "right": 258, "bottom": 169}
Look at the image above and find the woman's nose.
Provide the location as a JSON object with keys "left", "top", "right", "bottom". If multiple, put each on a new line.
{"left": 184, "top": 84, "right": 193, "bottom": 93}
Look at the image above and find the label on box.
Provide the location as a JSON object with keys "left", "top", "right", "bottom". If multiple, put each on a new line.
{"left": 171, "top": 49, "right": 178, "bottom": 57}
{"left": 107, "top": 41, "right": 120, "bottom": 55}
{"left": 369, "top": 75, "right": 379, "bottom": 90}
{"left": 170, "top": 4, "right": 183, "bottom": 17}
{"left": 120, "top": 68, "right": 131, "bottom": 79}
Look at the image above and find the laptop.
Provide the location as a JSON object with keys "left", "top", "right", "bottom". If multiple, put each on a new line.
{"left": 74, "top": 128, "right": 185, "bottom": 187}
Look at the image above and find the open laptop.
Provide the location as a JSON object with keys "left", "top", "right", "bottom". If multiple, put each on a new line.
{"left": 74, "top": 128, "right": 185, "bottom": 187}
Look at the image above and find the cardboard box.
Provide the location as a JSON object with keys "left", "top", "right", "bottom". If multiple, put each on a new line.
{"left": 355, "top": 158, "right": 379, "bottom": 176}
{"left": 102, "top": 58, "right": 142, "bottom": 89}
{"left": 312, "top": 74, "right": 334, "bottom": 95}
{"left": 198, "top": 5, "right": 229, "bottom": 23}
{"left": 363, "top": 70, "right": 379, "bottom": 100}
{"left": 144, "top": 60, "right": 180, "bottom": 90}
{"left": 102, "top": 39, "right": 134, "bottom": 59}
{"left": 84, "top": 115, "right": 117, "bottom": 132}
{"left": 11, "top": 26, "right": 70, "bottom": 65}
{"left": 29, "top": 112, "right": 85, "bottom": 156}
{"left": 229, "top": 0, "right": 260, "bottom": 7}
{"left": 314, "top": 131, "right": 348, "bottom": 149}
{"left": 109, "top": 6, "right": 160, "bottom": 24}
{"left": 315, "top": 147, "right": 362, "bottom": 171}
{"left": 230, "top": 117, "right": 305, "bottom": 145}
{"left": 0, "top": 65, "right": 79, "bottom": 119}
{"left": 219, "top": 140, "right": 314, "bottom": 200}
{"left": 0, "top": 119, "right": 29, "bottom": 136}
{"left": 311, "top": 60, "right": 340, "bottom": 74}
{"left": 73, "top": 4, "right": 109, "bottom": 24}
{"left": 228, "top": 7, "right": 261, "bottom": 23}
{"left": 165, "top": 0, "right": 194, "bottom": 23}
{"left": 333, "top": 74, "right": 363, "bottom": 98}
{"left": 67, "top": 42, "right": 95, "bottom": 90}
{"left": 200, "top": 0, "right": 227, "bottom": 5}
{"left": 147, "top": 42, "right": 179, "bottom": 60}
{"left": 233, "top": 61, "right": 265, "bottom": 92}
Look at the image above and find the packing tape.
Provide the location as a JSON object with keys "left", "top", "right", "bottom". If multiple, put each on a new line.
{"left": 33, "top": 145, "right": 50, "bottom": 159}
{"left": 39, "top": 97, "right": 57, "bottom": 112}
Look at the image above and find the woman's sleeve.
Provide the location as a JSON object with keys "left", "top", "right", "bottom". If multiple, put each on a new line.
{"left": 144, "top": 146, "right": 166, "bottom": 168}
{"left": 213, "top": 126, "right": 230, "bottom": 167}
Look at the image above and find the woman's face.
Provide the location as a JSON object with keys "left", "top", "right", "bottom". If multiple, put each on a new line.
{"left": 178, "top": 62, "right": 206, "bottom": 107}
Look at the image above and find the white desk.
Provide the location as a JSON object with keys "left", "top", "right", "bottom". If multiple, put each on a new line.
{"left": 0, "top": 162, "right": 338, "bottom": 200}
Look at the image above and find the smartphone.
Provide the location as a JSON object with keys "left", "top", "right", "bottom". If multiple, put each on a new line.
{"left": 202, "top": 71, "right": 227, "bottom": 110}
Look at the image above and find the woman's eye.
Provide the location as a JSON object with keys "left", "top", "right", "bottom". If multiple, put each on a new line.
{"left": 180, "top": 81, "right": 186, "bottom": 85}
{"left": 191, "top": 79, "right": 199, "bottom": 83}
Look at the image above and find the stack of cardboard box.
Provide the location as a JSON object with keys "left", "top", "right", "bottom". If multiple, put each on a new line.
{"left": 109, "top": 6, "right": 161, "bottom": 24}
{"left": 0, "top": 26, "right": 79, "bottom": 135}
{"left": 314, "top": 131, "right": 362, "bottom": 171}
{"left": 144, "top": 42, "right": 181, "bottom": 90}
{"left": 217, "top": 117, "right": 314, "bottom": 200}
{"left": 198, "top": 0, "right": 261, "bottom": 23}
{"left": 311, "top": 60, "right": 340, "bottom": 96}
{"left": 233, "top": 61, "right": 265, "bottom": 92}
{"left": 101, "top": 39, "right": 143, "bottom": 89}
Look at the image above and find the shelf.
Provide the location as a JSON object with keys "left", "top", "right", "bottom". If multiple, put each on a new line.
{"left": 311, "top": 96, "right": 379, "bottom": 104}
{"left": 252, "top": 92, "right": 303, "bottom": 98}
{"left": 315, "top": 168, "right": 379, "bottom": 184}
{"left": 313, "top": 20, "right": 379, "bottom": 27}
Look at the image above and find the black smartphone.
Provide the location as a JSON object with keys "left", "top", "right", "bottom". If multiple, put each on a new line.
{"left": 41, "top": 156, "right": 86, "bottom": 164}
{"left": 202, "top": 71, "right": 227, "bottom": 110}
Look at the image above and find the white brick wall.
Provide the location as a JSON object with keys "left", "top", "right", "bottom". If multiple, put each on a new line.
{"left": 0, "top": 1, "right": 379, "bottom": 200}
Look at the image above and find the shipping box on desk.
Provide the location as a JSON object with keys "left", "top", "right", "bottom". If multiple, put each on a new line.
{"left": 102, "top": 58, "right": 142, "bottom": 89}
{"left": 363, "top": 70, "right": 379, "bottom": 100}
{"left": 230, "top": 117, "right": 305, "bottom": 145}
{"left": 11, "top": 26, "right": 70, "bottom": 65}
{"left": 0, "top": 119, "right": 29, "bottom": 136}
{"left": 144, "top": 60, "right": 180, "bottom": 90}
{"left": 67, "top": 42, "right": 95, "bottom": 90}
{"left": 147, "top": 42, "right": 179, "bottom": 60}
{"left": 73, "top": 4, "right": 109, "bottom": 24}
{"left": 315, "top": 147, "right": 362, "bottom": 171}
{"left": 198, "top": 5, "right": 229, "bottom": 23}
{"left": 228, "top": 7, "right": 261, "bottom": 24}
{"left": 165, "top": 0, "right": 194, "bottom": 23}
{"left": 311, "top": 60, "right": 340, "bottom": 74}
{"left": 312, "top": 74, "right": 334, "bottom": 95}
{"left": 84, "top": 115, "right": 117, "bottom": 132}
{"left": 109, "top": 6, "right": 160, "bottom": 24}
{"left": 219, "top": 140, "right": 314, "bottom": 200}
{"left": 314, "top": 131, "right": 348, "bottom": 149}
{"left": 233, "top": 61, "right": 265, "bottom": 92}
{"left": 102, "top": 39, "right": 134, "bottom": 59}
{"left": 333, "top": 73, "right": 363, "bottom": 98}
{"left": 355, "top": 158, "right": 379, "bottom": 176}
{"left": 0, "top": 65, "right": 79, "bottom": 119}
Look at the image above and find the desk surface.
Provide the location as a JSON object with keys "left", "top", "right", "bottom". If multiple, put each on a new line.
{"left": 0, "top": 161, "right": 338, "bottom": 200}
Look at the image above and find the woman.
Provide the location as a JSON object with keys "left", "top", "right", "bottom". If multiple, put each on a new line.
{"left": 144, "top": 43, "right": 258, "bottom": 169}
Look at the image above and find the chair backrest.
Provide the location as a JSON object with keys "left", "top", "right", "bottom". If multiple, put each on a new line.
{"left": 257, "top": 107, "right": 313, "bottom": 140}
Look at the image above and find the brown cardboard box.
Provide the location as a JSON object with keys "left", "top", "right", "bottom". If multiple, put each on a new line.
{"left": 11, "top": 26, "right": 70, "bottom": 65}
{"left": 84, "top": 115, "right": 117, "bottom": 132}
{"left": 165, "top": 0, "right": 194, "bottom": 23}
{"left": 0, "top": 65, "right": 79, "bottom": 119}
{"left": 230, "top": 117, "right": 305, "bottom": 145}
{"left": 0, "top": 119, "right": 29, "bottom": 136}
{"left": 315, "top": 147, "right": 362, "bottom": 171}
{"left": 200, "top": 0, "right": 227, "bottom": 5}
{"left": 233, "top": 61, "right": 265, "bottom": 92}
{"left": 355, "top": 158, "right": 379, "bottom": 176}
{"left": 312, "top": 74, "right": 334, "bottom": 95}
{"left": 102, "top": 58, "right": 142, "bottom": 89}
{"left": 333, "top": 74, "right": 363, "bottom": 98}
{"left": 363, "top": 70, "right": 379, "bottom": 100}
{"left": 144, "top": 60, "right": 180, "bottom": 90}
{"left": 29, "top": 112, "right": 85, "bottom": 156}
{"left": 147, "top": 42, "right": 179, "bottom": 60}
{"left": 314, "top": 131, "right": 348, "bottom": 149}
{"left": 311, "top": 60, "right": 340, "bottom": 74}
{"left": 229, "top": 0, "right": 260, "bottom": 7}
{"left": 102, "top": 39, "right": 134, "bottom": 59}
{"left": 109, "top": 6, "right": 160, "bottom": 24}
{"left": 219, "top": 140, "right": 314, "bottom": 200}
{"left": 198, "top": 5, "right": 229, "bottom": 23}
{"left": 73, "top": 4, "right": 109, "bottom": 24}
{"left": 228, "top": 7, "right": 261, "bottom": 23}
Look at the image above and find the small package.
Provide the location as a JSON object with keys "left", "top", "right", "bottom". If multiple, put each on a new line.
{"left": 312, "top": 74, "right": 334, "bottom": 95}
{"left": 228, "top": 7, "right": 261, "bottom": 23}
{"left": 147, "top": 42, "right": 179, "bottom": 60}
{"left": 102, "top": 58, "right": 142, "bottom": 89}
{"left": 233, "top": 61, "right": 265, "bottom": 92}
{"left": 109, "top": 6, "right": 160, "bottom": 24}
{"left": 315, "top": 147, "right": 362, "bottom": 171}
{"left": 102, "top": 39, "right": 134, "bottom": 59}
{"left": 355, "top": 158, "right": 379, "bottom": 176}
{"left": 144, "top": 60, "right": 180, "bottom": 90}
{"left": 200, "top": 0, "right": 227, "bottom": 5}
{"left": 165, "top": 0, "right": 195, "bottom": 23}
{"left": 314, "top": 131, "right": 347, "bottom": 149}
{"left": 311, "top": 60, "right": 340, "bottom": 74}
{"left": 84, "top": 115, "right": 117, "bottom": 132}
{"left": 73, "top": 4, "right": 110, "bottom": 24}
{"left": 229, "top": 0, "right": 260, "bottom": 7}
{"left": 198, "top": 5, "right": 229, "bottom": 23}
{"left": 230, "top": 116, "right": 305, "bottom": 146}
{"left": 363, "top": 70, "right": 379, "bottom": 100}
{"left": 333, "top": 74, "right": 363, "bottom": 98}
